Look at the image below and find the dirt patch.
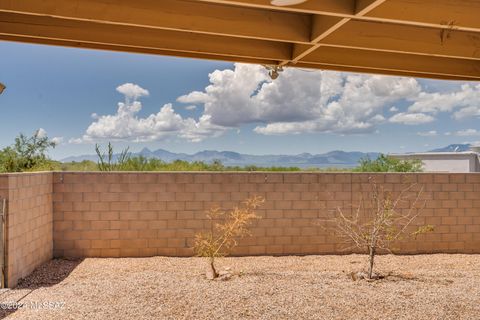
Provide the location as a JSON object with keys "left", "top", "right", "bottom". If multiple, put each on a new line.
{"left": 2, "top": 254, "right": 480, "bottom": 319}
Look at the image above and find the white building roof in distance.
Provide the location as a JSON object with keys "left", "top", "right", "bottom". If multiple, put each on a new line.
{"left": 390, "top": 151, "right": 480, "bottom": 173}
{"left": 390, "top": 151, "right": 479, "bottom": 158}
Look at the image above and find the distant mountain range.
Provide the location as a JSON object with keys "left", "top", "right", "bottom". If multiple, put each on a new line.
{"left": 429, "top": 144, "right": 472, "bottom": 152}
{"left": 62, "top": 148, "right": 381, "bottom": 168}
{"left": 61, "top": 144, "right": 475, "bottom": 168}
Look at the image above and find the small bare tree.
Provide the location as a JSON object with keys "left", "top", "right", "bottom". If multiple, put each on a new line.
{"left": 328, "top": 179, "right": 433, "bottom": 280}
{"left": 194, "top": 196, "right": 264, "bottom": 279}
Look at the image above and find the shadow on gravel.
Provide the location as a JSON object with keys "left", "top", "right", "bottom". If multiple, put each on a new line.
{"left": 0, "top": 258, "right": 83, "bottom": 319}
{"left": 16, "top": 258, "right": 83, "bottom": 289}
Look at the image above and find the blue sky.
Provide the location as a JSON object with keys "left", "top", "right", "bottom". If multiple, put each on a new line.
{"left": 1, "top": 41, "right": 479, "bottom": 160}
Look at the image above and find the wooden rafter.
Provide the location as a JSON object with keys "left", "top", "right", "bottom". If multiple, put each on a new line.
{"left": 286, "top": 0, "right": 386, "bottom": 64}
{"left": 301, "top": 46, "right": 480, "bottom": 80}
{"left": 0, "top": 0, "right": 312, "bottom": 44}
{"left": 0, "top": 34, "right": 279, "bottom": 66}
{"left": 0, "top": 12, "right": 291, "bottom": 61}
{"left": 198, "top": 0, "right": 480, "bottom": 32}
{"left": 321, "top": 20, "right": 480, "bottom": 60}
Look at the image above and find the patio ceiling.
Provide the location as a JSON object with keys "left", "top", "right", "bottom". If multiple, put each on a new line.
{"left": 1, "top": 0, "right": 480, "bottom": 80}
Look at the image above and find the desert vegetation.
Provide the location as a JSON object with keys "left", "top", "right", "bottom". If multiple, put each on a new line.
{"left": 354, "top": 154, "right": 422, "bottom": 172}
{"left": 0, "top": 130, "right": 57, "bottom": 172}
{"left": 326, "top": 178, "right": 433, "bottom": 280}
{"left": 193, "top": 196, "right": 264, "bottom": 279}
{"left": 93, "top": 143, "right": 303, "bottom": 172}
{"left": 61, "top": 150, "right": 423, "bottom": 172}
{"left": 0, "top": 134, "right": 422, "bottom": 173}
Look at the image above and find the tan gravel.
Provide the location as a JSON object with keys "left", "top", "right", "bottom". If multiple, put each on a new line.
{"left": 2, "top": 254, "right": 479, "bottom": 320}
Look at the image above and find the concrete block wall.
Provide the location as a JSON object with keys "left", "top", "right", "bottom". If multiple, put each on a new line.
{"left": 0, "top": 175, "right": 8, "bottom": 201}
{"left": 1, "top": 171, "right": 480, "bottom": 287}
{"left": 4, "top": 173, "right": 53, "bottom": 287}
{"left": 52, "top": 172, "right": 480, "bottom": 258}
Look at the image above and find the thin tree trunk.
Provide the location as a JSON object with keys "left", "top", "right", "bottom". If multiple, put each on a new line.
{"left": 368, "top": 246, "right": 375, "bottom": 279}
{"left": 207, "top": 257, "right": 218, "bottom": 279}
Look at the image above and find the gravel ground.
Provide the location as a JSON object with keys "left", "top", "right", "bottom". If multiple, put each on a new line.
{"left": 1, "top": 254, "right": 479, "bottom": 320}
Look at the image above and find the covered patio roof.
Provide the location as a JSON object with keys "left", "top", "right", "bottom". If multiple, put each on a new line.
{"left": 1, "top": 0, "right": 480, "bottom": 80}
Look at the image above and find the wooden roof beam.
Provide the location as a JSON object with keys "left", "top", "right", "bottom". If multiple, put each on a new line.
{"left": 365, "top": 0, "right": 480, "bottom": 33}
{"left": 0, "top": 34, "right": 279, "bottom": 65}
{"left": 0, "top": 12, "right": 291, "bottom": 61}
{"left": 200, "top": 0, "right": 480, "bottom": 33}
{"left": 295, "top": 62, "right": 478, "bottom": 81}
{"left": 300, "top": 46, "right": 480, "bottom": 80}
{"left": 321, "top": 20, "right": 480, "bottom": 61}
{"left": 0, "top": 0, "right": 312, "bottom": 44}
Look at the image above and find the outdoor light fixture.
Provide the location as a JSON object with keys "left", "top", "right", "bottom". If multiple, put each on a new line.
{"left": 264, "top": 65, "right": 284, "bottom": 80}
{"left": 270, "top": 0, "right": 309, "bottom": 6}
{"left": 269, "top": 69, "right": 280, "bottom": 80}
{"left": 0, "top": 83, "right": 5, "bottom": 95}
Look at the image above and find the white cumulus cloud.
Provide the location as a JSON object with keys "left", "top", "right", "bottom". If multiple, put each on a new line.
{"left": 389, "top": 112, "right": 435, "bottom": 125}
{"left": 453, "top": 106, "right": 480, "bottom": 120}
{"left": 116, "top": 83, "right": 149, "bottom": 100}
{"left": 178, "top": 63, "right": 421, "bottom": 135}
{"left": 454, "top": 129, "right": 480, "bottom": 136}
{"left": 71, "top": 64, "right": 480, "bottom": 144}
{"left": 51, "top": 136, "right": 64, "bottom": 145}
{"left": 406, "top": 83, "right": 480, "bottom": 120}
{"left": 417, "top": 130, "right": 438, "bottom": 136}
{"left": 74, "top": 83, "right": 225, "bottom": 143}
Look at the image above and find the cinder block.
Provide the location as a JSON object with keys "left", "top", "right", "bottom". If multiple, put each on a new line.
{"left": 100, "top": 230, "right": 120, "bottom": 240}
{"left": 274, "top": 200, "right": 292, "bottom": 210}
{"left": 63, "top": 230, "right": 81, "bottom": 240}
{"left": 274, "top": 236, "right": 291, "bottom": 245}
{"left": 442, "top": 217, "right": 457, "bottom": 225}
{"left": 466, "top": 175, "right": 480, "bottom": 183}
{"left": 100, "top": 211, "right": 119, "bottom": 220}
{"left": 194, "top": 174, "right": 212, "bottom": 184}
{"left": 81, "top": 231, "right": 101, "bottom": 240}
{"left": 166, "top": 202, "right": 186, "bottom": 211}
{"left": 442, "top": 184, "right": 458, "bottom": 192}
{"left": 138, "top": 193, "right": 157, "bottom": 202}
{"left": 129, "top": 221, "right": 149, "bottom": 230}
{"left": 91, "top": 221, "right": 110, "bottom": 230}
{"left": 100, "top": 193, "right": 121, "bottom": 202}
{"left": 109, "top": 221, "right": 130, "bottom": 230}
{"left": 434, "top": 175, "right": 449, "bottom": 184}
{"left": 91, "top": 240, "right": 111, "bottom": 249}
{"left": 284, "top": 174, "right": 301, "bottom": 184}
{"left": 72, "top": 202, "right": 90, "bottom": 211}
{"left": 72, "top": 221, "right": 91, "bottom": 231}
{"left": 74, "top": 239, "right": 91, "bottom": 249}
{"left": 148, "top": 220, "right": 168, "bottom": 229}
{"left": 54, "top": 221, "right": 72, "bottom": 231}
{"left": 112, "top": 239, "right": 147, "bottom": 249}
{"left": 248, "top": 246, "right": 266, "bottom": 255}
{"left": 266, "top": 228, "right": 283, "bottom": 236}
{"left": 100, "top": 249, "right": 120, "bottom": 257}
{"left": 441, "top": 234, "right": 457, "bottom": 242}
{"left": 91, "top": 202, "right": 110, "bottom": 211}
{"left": 167, "top": 238, "right": 186, "bottom": 248}
{"left": 119, "top": 212, "right": 139, "bottom": 220}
